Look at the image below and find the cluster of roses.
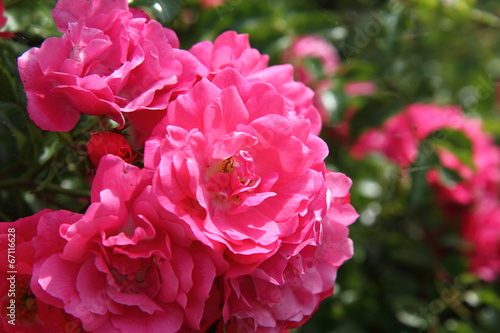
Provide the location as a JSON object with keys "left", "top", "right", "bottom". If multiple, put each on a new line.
{"left": 281, "top": 24, "right": 500, "bottom": 283}
{"left": 0, "top": 0, "right": 357, "bottom": 332}
{"left": 351, "top": 103, "right": 500, "bottom": 281}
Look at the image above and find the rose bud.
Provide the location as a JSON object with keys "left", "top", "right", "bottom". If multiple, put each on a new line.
{"left": 87, "top": 131, "right": 135, "bottom": 167}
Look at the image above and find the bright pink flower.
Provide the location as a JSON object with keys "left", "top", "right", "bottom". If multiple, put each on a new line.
{"left": 145, "top": 68, "right": 335, "bottom": 279}
{"left": 0, "top": 209, "right": 83, "bottom": 333}
{"left": 189, "top": 31, "right": 322, "bottom": 135}
{"left": 31, "top": 155, "right": 225, "bottom": 332}
{"left": 87, "top": 131, "right": 136, "bottom": 167}
{"left": 221, "top": 172, "right": 357, "bottom": 332}
{"left": 18, "top": 0, "right": 199, "bottom": 134}
{"left": 0, "top": 1, "right": 13, "bottom": 39}
{"left": 462, "top": 199, "right": 500, "bottom": 282}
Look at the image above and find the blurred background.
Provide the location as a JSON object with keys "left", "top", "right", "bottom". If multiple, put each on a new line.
{"left": 2, "top": 0, "right": 500, "bottom": 332}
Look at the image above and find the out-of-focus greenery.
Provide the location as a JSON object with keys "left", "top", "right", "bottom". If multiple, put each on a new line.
{"left": 2, "top": 0, "right": 500, "bottom": 332}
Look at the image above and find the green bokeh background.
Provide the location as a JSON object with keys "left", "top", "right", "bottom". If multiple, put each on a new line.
{"left": 2, "top": 0, "right": 500, "bottom": 332}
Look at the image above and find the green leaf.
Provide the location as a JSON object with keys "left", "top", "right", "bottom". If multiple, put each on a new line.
{"left": 438, "top": 165, "right": 464, "bottom": 186}
{"left": 430, "top": 128, "right": 475, "bottom": 170}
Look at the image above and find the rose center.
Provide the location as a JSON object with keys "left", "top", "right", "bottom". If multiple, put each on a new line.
{"left": 206, "top": 152, "right": 260, "bottom": 204}
{"left": 70, "top": 44, "right": 85, "bottom": 62}
{"left": 111, "top": 265, "right": 153, "bottom": 295}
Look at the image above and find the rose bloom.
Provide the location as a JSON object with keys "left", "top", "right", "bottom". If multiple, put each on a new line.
{"left": 221, "top": 171, "right": 357, "bottom": 332}
{"left": 145, "top": 67, "right": 346, "bottom": 281}
{"left": 18, "top": 0, "right": 198, "bottom": 138}
{"left": 189, "top": 31, "right": 322, "bottom": 135}
{"left": 31, "top": 155, "right": 226, "bottom": 333}
{"left": 0, "top": 210, "right": 83, "bottom": 333}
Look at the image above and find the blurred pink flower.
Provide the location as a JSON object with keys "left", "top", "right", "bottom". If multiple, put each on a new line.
{"left": 344, "top": 81, "right": 377, "bottom": 97}
{"left": 282, "top": 34, "right": 340, "bottom": 86}
{"left": 462, "top": 199, "right": 500, "bottom": 282}
{"left": 145, "top": 68, "right": 333, "bottom": 277}
{"left": 0, "top": 1, "right": 13, "bottom": 39}
{"left": 221, "top": 172, "right": 357, "bottom": 332}
{"left": 18, "top": 0, "right": 199, "bottom": 135}
{"left": 350, "top": 103, "right": 500, "bottom": 281}
{"left": 200, "top": 0, "right": 228, "bottom": 9}
{"left": 190, "top": 31, "right": 322, "bottom": 135}
{"left": 352, "top": 103, "right": 500, "bottom": 202}
{"left": 0, "top": 210, "right": 83, "bottom": 333}
{"left": 31, "top": 155, "right": 225, "bottom": 332}
{"left": 351, "top": 104, "right": 466, "bottom": 167}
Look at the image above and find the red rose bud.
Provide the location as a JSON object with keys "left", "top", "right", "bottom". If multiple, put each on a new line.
{"left": 87, "top": 132, "right": 135, "bottom": 167}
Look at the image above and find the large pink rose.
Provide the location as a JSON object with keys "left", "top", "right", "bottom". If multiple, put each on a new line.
{"left": 0, "top": 210, "right": 83, "bottom": 333}
{"left": 18, "top": 0, "right": 199, "bottom": 136}
{"left": 221, "top": 172, "right": 357, "bottom": 332}
{"left": 31, "top": 155, "right": 225, "bottom": 333}
{"left": 145, "top": 68, "right": 332, "bottom": 278}
{"left": 189, "top": 31, "right": 322, "bottom": 135}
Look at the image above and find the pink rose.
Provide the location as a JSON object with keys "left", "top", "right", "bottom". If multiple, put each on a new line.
{"left": 31, "top": 155, "right": 225, "bottom": 332}
{"left": 221, "top": 172, "right": 357, "bottom": 332}
{"left": 189, "top": 31, "right": 322, "bottom": 135}
{"left": 0, "top": 210, "right": 83, "bottom": 333}
{"left": 145, "top": 68, "right": 332, "bottom": 278}
{"left": 18, "top": 0, "right": 199, "bottom": 136}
